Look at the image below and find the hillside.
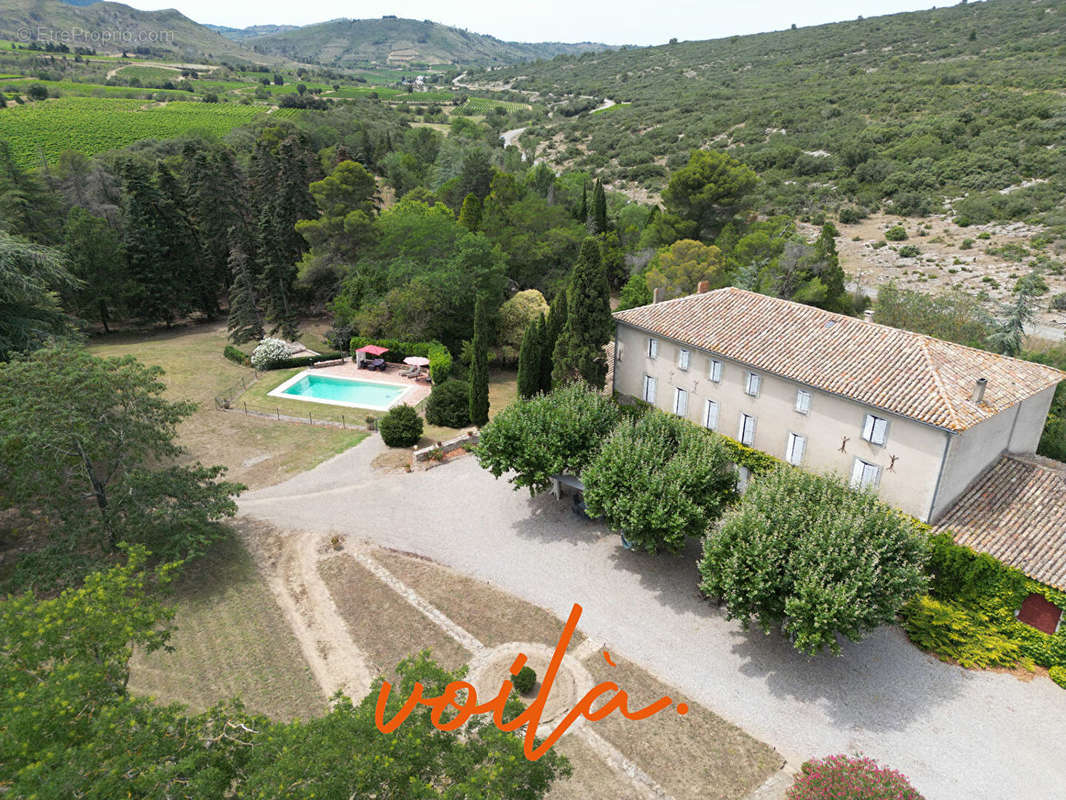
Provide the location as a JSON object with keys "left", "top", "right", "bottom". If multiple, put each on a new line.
{"left": 204, "top": 23, "right": 299, "bottom": 43}
{"left": 0, "top": 0, "right": 280, "bottom": 64}
{"left": 241, "top": 16, "right": 613, "bottom": 67}
{"left": 484, "top": 0, "right": 1066, "bottom": 224}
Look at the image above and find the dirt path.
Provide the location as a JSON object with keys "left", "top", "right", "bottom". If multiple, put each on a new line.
{"left": 242, "top": 523, "right": 374, "bottom": 702}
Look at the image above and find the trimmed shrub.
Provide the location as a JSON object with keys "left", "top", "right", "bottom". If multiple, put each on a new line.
{"left": 261, "top": 352, "right": 346, "bottom": 370}
{"left": 378, "top": 404, "right": 423, "bottom": 448}
{"left": 786, "top": 754, "right": 924, "bottom": 800}
{"left": 425, "top": 380, "right": 471, "bottom": 428}
{"left": 884, "top": 225, "right": 908, "bottom": 241}
{"left": 1050, "top": 665, "right": 1066, "bottom": 690}
{"left": 250, "top": 338, "right": 291, "bottom": 370}
{"left": 513, "top": 666, "right": 537, "bottom": 694}
{"left": 899, "top": 595, "right": 1030, "bottom": 670}
{"left": 223, "top": 345, "right": 249, "bottom": 366}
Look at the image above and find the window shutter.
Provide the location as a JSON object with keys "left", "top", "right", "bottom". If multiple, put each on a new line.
{"left": 851, "top": 459, "right": 865, "bottom": 487}
{"left": 795, "top": 435, "right": 805, "bottom": 464}
{"left": 674, "top": 387, "right": 688, "bottom": 416}
{"left": 679, "top": 349, "right": 690, "bottom": 370}
{"left": 796, "top": 390, "right": 810, "bottom": 414}
{"left": 709, "top": 359, "right": 722, "bottom": 382}
{"left": 704, "top": 400, "right": 718, "bottom": 430}
{"left": 872, "top": 417, "right": 888, "bottom": 445}
{"left": 862, "top": 414, "right": 875, "bottom": 442}
{"left": 648, "top": 338, "right": 658, "bottom": 358}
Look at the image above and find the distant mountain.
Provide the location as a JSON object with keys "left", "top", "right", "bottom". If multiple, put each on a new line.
{"left": 204, "top": 23, "right": 300, "bottom": 43}
{"left": 235, "top": 16, "right": 614, "bottom": 67}
{"left": 0, "top": 0, "right": 280, "bottom": 64}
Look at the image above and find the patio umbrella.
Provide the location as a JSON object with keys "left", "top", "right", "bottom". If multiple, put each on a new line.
{"left": 403, "top": 356, "right": 430, "bottom": 367}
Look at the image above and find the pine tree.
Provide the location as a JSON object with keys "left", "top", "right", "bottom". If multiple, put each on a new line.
{"left": 226, "top": 243, "right": 264, "bottom": 345}
{"left": 590, "top": 179, "right": 608, "bottom": 234}
{"left": 469, "top": 294, "right": 490, "bottom": 426}
{"left": 183, "top": 144, "right": 245, "bottom": 299}
{"left": 541, "top": 288, "right": 568, "bottom": 392}
{"left": 458, "top": 192, "right": 483, "bottom": 232}
{"left": 156, "top": 163, "right": 214, "bottom": 317}
{"left": 517, "top": 314, "right": 545, "bottom": 399}
{"left": 552, "top": 238, "right": 613, "bottom": 389}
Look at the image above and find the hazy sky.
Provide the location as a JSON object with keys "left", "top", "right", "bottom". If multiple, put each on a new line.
{"left": 124, "top": 1, "right": 942, "bottom": 47}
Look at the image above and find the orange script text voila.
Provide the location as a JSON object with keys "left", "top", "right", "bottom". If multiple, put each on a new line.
{"left": 374, "top": 603, "right": 688, "bottom": 761}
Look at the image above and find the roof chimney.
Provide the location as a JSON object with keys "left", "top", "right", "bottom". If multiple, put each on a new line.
{"left": 971, "top": 377, "right": 988, "bottom": 404}
{"left": 652, "top": 287, "right": 665, "bottom": 304}
{"left": 697, "top": 280, "right": 711, "bottom": 294}
{"left": 863, "top": 309, "right": 875, "bottom": 323}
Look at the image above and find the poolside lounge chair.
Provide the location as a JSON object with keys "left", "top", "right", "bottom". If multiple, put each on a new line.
{"left": 399, "top": 365, "right": 420, "bottom": 377}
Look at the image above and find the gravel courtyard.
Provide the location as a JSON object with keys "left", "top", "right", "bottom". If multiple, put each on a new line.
{"left": 240, "top": 436, "right": 1066, "bottom": 799}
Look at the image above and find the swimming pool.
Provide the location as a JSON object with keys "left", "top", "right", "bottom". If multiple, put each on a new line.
{"left": 268, "top": 372, "right": 411, "bottom": 411}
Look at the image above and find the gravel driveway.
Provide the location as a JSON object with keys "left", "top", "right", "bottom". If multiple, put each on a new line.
{"left": 240, "top": 436, "right": 1066, "bottom": 799}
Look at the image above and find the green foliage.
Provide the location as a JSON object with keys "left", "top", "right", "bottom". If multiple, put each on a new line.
{"left": 469, "top": 294, "right": 490, "bottom": 427}
{"left": 517, "top": 314, "right": 546, "bottom": 399}
{"left": 662, "top": 150, "right": 757, "bottom": 240}
{"left": 458, "top": 191, "right": 483, "bottom": 232}
{"left": 897, "top": 244, "right": 920, "bottom": 258}
{"left": 223, "top": 344, "right": 250, "bottom": 366}
{"left": 513, "top": 665, "right": 537, "bottom": 694}
{"left": 226, "top": 243, "right": 264, "bottom": 345}
{"left": 476, "top": 382, "right": 622, "bottom": 495}
{"left": 903, "top": 530, "right": 1066, "bottom": 673}
{"left": 1050, "top": 666, "right": 1066, "bottom": 690}
{"left": 874, "top": 282, "right": 994, "bottom": 349}
{"left": 62, "top": 207, "right": 126, "bottom": 332}
{"left": 617, "top": 272, "right": 652, "bottom": 311}
{"left": 699, "top": 469, "right": 929, "bottom": 655}
{"left": 644, "top": 238, "right": 725, "bottom": 300}
{"left": 259, "top": 352, "right": 348, "bottom": 370}
{"left": 884, "top": 225, "right": 908, "bottom": 241}
{"left": 786, "top": 754, "right": 924, "bottom": 800}
{"left": 497, "top": 289, "right": 548, "bottom": 362}
{"left": 0, "top": 231, "right": 76, "bottom": 360}
{"left": 0, "top": 347, "right": 242, "bottom": 591}
{"left": 425, "top": 379, "right": 472, "bottom": 428}
{"left": 717, "top": 434, "right": 785, "bottom": 475}
{"left": 378, "top": 404, "right": 424, "bottom": 448}
{"left": 552, "top": 238, "right": 613, "bottom": 389}
{"left": 250, "top": 337, "right": 292, "bottom": 369}
{"left": 583, "top": 410, "right": 736, "bottom": 554}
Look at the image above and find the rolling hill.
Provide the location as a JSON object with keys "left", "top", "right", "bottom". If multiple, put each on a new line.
{"left": 481, "top": 0, "right": 1066, "bottom": 221}
{"left": 233, "top": 16, "right": 614, "bottom": 67}
{"left": 0, "top": 0, "right": 280, "bottom": 64}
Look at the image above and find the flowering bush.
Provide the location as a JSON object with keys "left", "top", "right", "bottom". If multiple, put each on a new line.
{"left": 250, "top": 338, "right": 292, "bottom": 370}
{"left": 786, "top": 755, "right": 924, "bottom": 800}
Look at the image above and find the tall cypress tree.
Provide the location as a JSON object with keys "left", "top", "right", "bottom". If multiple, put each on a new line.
{"left": 814, "top": 222, "right": 847, "bottom": 311}
{"left": 552, "top": 238, "right": 613, "bottom": 389}
{"left": 516, "top": 313, "right": 545, "bottom": 399}
{"left": 591, "top": 179, "right": 608, "bottom": 234}
{"left": 469, "top": 294, "right": 490, "bottom": 427}
{"left": 540, "top": 288, "right": 568, "bottom": 393}
{"left": 156, "top": 163, "right": 214, "bottom": 317}
{"left": 122, "top": 161, "right": 186, "bottom": 324}
{"left": 226, "top": 243, "right": 264, "bottom": 345}
{"left": 458, "top": 192, "right": 482, "bottom": 232}
{"left": 577, "top": 181, "right": 588, "bottom": 224}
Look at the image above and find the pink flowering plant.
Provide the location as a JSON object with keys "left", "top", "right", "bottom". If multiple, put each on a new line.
{"left": 786, "top": 754, "right": 924, "bottom": 800}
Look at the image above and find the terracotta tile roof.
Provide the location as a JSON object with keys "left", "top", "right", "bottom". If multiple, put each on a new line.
{"left": 934, "top": 455, "right": 1066, "bottom": 590}
{"left": 613, "top": 287, "right": 1064, "bottom": 431}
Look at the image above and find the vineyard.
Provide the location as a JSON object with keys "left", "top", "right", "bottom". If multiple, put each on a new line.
{"left": 1, "top": 77, "right": 194, "bottom": 100}
{"left": 461, "top": 96, "right": 530, "bottom": 114}
{"left": 0, "top": 97, "right": 301, "bottom": 167}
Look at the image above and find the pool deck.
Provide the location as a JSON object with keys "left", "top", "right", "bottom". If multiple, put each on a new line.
{"left": 304, "top": 360, "right": 432, "bottom": 409}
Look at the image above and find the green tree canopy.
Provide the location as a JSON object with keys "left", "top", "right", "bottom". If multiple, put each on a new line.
{"left": 0, "top": 347, "right": 242, "bottom": 590}
{"left": 583, "top": 411, "right": 737, "bottom": 554}
{"left": 469, "top": 294, "right": 490, "bottom": 427}
{"left": 497, "top": 289, "right": 550, "bottom": 353}
{"left": 476, "top": 382, "right": 622, "bottom": 495}
{"left": 644, "top": 239, "right": 726, "bottom": 300}
{"left": 662, "top": 150, "right": 758, "bottom": 241}
{"left": 698, "top": 468, "right": 929, "bottom": 655}
{"left": 552, "top": 238, "right": 613, "bottom": 389}
{"left": 0, "top": 231, "right": 77, "bottom": 361}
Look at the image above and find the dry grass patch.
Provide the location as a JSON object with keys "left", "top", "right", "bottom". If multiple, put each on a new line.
{"left": 546, "top": 736, "right": 644, "bottom": 800}
{"left": 319, "top": 554, "right": 471, "bottom": 680}
{"left": 373, "top": 548, "right": 585, "bottom": 652}
{"left": 129, "top": 534, "right": 327, "bottom": 721}
{"left": 88, "top": 322, "right": 366, "bottom": 489}
{"left": 586, "top": 653, "right": 782, "bottom": 800}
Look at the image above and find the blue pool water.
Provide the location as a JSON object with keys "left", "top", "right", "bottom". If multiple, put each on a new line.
{"left": 277, "top": 374, "right": 408, "bottom": 409}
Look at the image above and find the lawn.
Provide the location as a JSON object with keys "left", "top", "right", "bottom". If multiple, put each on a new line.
{"left": 88, "top": 322, "right": 365, "bottom": 490}
{"left": 128, "top": 532, "right": 327, "bottom": 721}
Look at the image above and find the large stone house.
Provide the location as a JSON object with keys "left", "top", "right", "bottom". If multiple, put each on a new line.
{"left": 610, "top": 287, "right": 1065, "bottom": 527}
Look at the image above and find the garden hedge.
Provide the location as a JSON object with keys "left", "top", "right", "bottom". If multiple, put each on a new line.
{"left": 223, "top": 345, "right": 249, "bottom": 366}
{"left": 259, "top": 351, "right": 347, "bottom": 370}
{"left": 349, "top": 337, "right": 452, "bottom": 383}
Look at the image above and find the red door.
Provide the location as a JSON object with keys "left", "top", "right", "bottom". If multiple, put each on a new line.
{"left": 1017, "top": 593, "right": 1062, "bottom": 635}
